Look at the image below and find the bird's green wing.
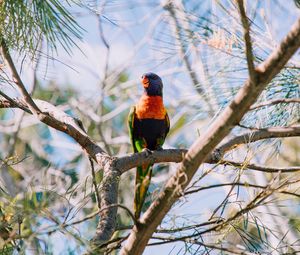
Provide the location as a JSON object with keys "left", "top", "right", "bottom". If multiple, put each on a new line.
{"left": 128, "top": 106, "right": 148, "bottom": 152}
{"left": 127, "top": 106, "right": 137, "bottom": 152}
{"left": 135, "top": 112, "right": 170, "bottom": 218}
{"left": 128, "top": 106, "right": 152, "bottom": 218}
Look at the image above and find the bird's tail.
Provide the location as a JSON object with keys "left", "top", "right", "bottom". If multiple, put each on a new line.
{"left": 134, "top": 163, "right": 153, "bottom": 219}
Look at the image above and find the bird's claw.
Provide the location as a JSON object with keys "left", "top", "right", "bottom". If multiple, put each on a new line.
{"left": 142, "top": 148, "right": 152, "bottom": 156}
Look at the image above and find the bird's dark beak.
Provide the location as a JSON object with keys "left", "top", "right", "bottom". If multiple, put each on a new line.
{"left": 141, "top": 76, "right": 150, "bottom": 88}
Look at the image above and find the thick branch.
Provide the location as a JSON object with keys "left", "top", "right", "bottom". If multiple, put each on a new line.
{"left": 0, "top": 97, "right": 108, "bottom": 163}
{"left": 0, "top": 96, "right": 114, "bottom": 245}
{"left": 0, "top": 3, "right": 299, "bottom": 251}
{"left": 92, "top": 165, "right": 120, "bottom": 245}
{"left": 0, "top": 41, "right": 111, "bottom": 164}
{"left": 117, "top": 125, "right": 300, "bottom": 174}
{"left": 1, "top": 99, "right": 299, "bottom": 171}
{"left": 0, "top": 92, "right": 31, "bottom": 113}
{"left": 116, "top": 149, "right": 187, "bottom": 173}
{"left": 120, "top": 18, "right": 300, "bottom": 255}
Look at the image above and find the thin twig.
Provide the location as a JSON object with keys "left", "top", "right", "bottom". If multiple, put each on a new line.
{"left": 217, "top": 125, "right": 300, "bottom": 154}
{"left": 237, "top": 0, "right": 256, "bottom": 81}
{"left": 220, "top": 160, "right": 300, "bottom": 173}
{"left": 89, "top": 157, "right": 101, "bottom": 209}
{"left": 0, "top": 39, "right": 41, "bottom": 115}
{"left": 148, "top": 236, "right": 254, "bottom": 255}
{"left": 250, "top": 98, "right": 300, "bottom": 110}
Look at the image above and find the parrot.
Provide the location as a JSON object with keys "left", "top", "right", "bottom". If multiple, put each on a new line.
{"left": 128, "top": 72, "right": 170, "bottom": 219}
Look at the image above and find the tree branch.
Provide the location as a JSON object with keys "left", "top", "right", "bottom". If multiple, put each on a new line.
{"left": 220, "top": 160, "right": 300, "bottom": 173}
{"left": 217, "top": 125, "right": 300, "bottom": 154}
{"left": 0, "top": 92, "right": 31, "bottom": 113}
{"left": 1, "top": 97, "right": 300, "bottom": 170}
{"left": 0, "top": 96, "right": 115, "bottom": 245}
{"left": 0, "top": 39, "right": 41, "bottom": 115}
{"left": 116, "top": 149, "right": 187, "bottom": 173}
{"left": 1, "top": 96, "right": 300, "bottom": 249}
{"left": 150, "top": 177, "right": 300, "bottom": 248}
{"left": 236, "top": 0, "right": 256, "bottom": 80}
{"left": 0, "top": 97, "right": 108, "bottom": 163}
{"left": 0, "top": 2, "right": 299, "bottom": 252}
{"left": 163, "top": 1, "right": 216, "bottom": 114}
{"left": 184, "top": 181, "right": 300, "bottom": 196}
{"left": 250, "top": 98, "right": 300, "bottom": 110}
{"left": 149, "top": 237, "right": 255, "bottom": 255}
{"left": 120, "top": 17, "right": 300, "bottom": 255}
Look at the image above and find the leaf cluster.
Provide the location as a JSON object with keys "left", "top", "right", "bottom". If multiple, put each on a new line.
{"left": 0, "top": 0, "right": 83, "bottom": 54}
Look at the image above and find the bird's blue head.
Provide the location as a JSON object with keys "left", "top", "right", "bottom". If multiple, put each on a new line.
{"left": 141, "top": 72, "right": 163, "bottom": 96}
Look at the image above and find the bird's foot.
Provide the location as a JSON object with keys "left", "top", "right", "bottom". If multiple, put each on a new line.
{"left": 142, "top": 148, "right": 152, "bottom": 156}
{"left": 156, "top": 146, "right": 163, "bottom": 151}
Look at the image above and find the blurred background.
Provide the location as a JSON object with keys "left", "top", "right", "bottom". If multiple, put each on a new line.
{"left": 0, "top": 0, "right": 300, "bottom": 254}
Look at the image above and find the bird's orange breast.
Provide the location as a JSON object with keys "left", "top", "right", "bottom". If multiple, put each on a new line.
{"left": 135, "top": 95, "right": 166, "bottom": 120}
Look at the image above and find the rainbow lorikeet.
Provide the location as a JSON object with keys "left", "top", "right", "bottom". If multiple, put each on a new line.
{"left": 128, "top": 72, "right": 170, "bottom": 218}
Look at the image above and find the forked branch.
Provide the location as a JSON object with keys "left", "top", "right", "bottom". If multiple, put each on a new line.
{"left": 120, "top": 17, "right": 300, "bottom": 255}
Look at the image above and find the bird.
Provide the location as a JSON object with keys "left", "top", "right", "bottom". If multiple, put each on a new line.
{"left": 128, "top": 72, "right": 170, "bottom": 219}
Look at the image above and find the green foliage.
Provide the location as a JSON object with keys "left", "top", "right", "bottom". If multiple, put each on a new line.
{"left": 0, "top": 0, "right": 83, "bottom": 54}
{"left": 0, "top": 205, "right": 15, "bottom": 254}
{"left": 0, "top": 245, "right": 14, "bottom": 255}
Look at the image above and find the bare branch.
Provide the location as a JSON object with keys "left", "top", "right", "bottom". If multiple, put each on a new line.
{"left": 0, "top": 39, "right": 41, "bottom": 115}
{"left": 236, "top": 0, "right": 256, "bottom": 80}
{"left": 155, "top": 219, "right": 221, "bottom": 234}
{"left": 163, "top": 1, "right": 216, "bottom": 114}
{"left": 149, "top": 237, "right": 255, "bottom": 255}
{"left": 92, "top": 166, "right": 119, "bottom": 245}
{"left": 120, "top": 18, "right": 300, "bottom": 255}
{"left": 151, "top": 177, "right": 300, "bottom": 249}
{"left": 114, "top": 123, "right": 300, "bottom": 174}
{"left": 0, "top": 92, "right": 31, "bottom": 113}
{"left": 217, "top": 125, "right": 300, "bottom": 154}
{"left": 0, "top": 93, "right": 115, "bottom": 245}
{"left": 220, "top": 160, "right": 300, "bottom": 173}
{"left": 250, "top": 98, "right": 300, "bottom": 110}
{"left": 116, "top": 149, "right": 187, "bottom": 173}
{"left": 1, "top": 97, "right": 299, "bottom": 170}
{"left": 0, "top": 97, "right": 108, "bottom": 163}
{"left": 184, "top": 182, "right": 267, "bottom": 196}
